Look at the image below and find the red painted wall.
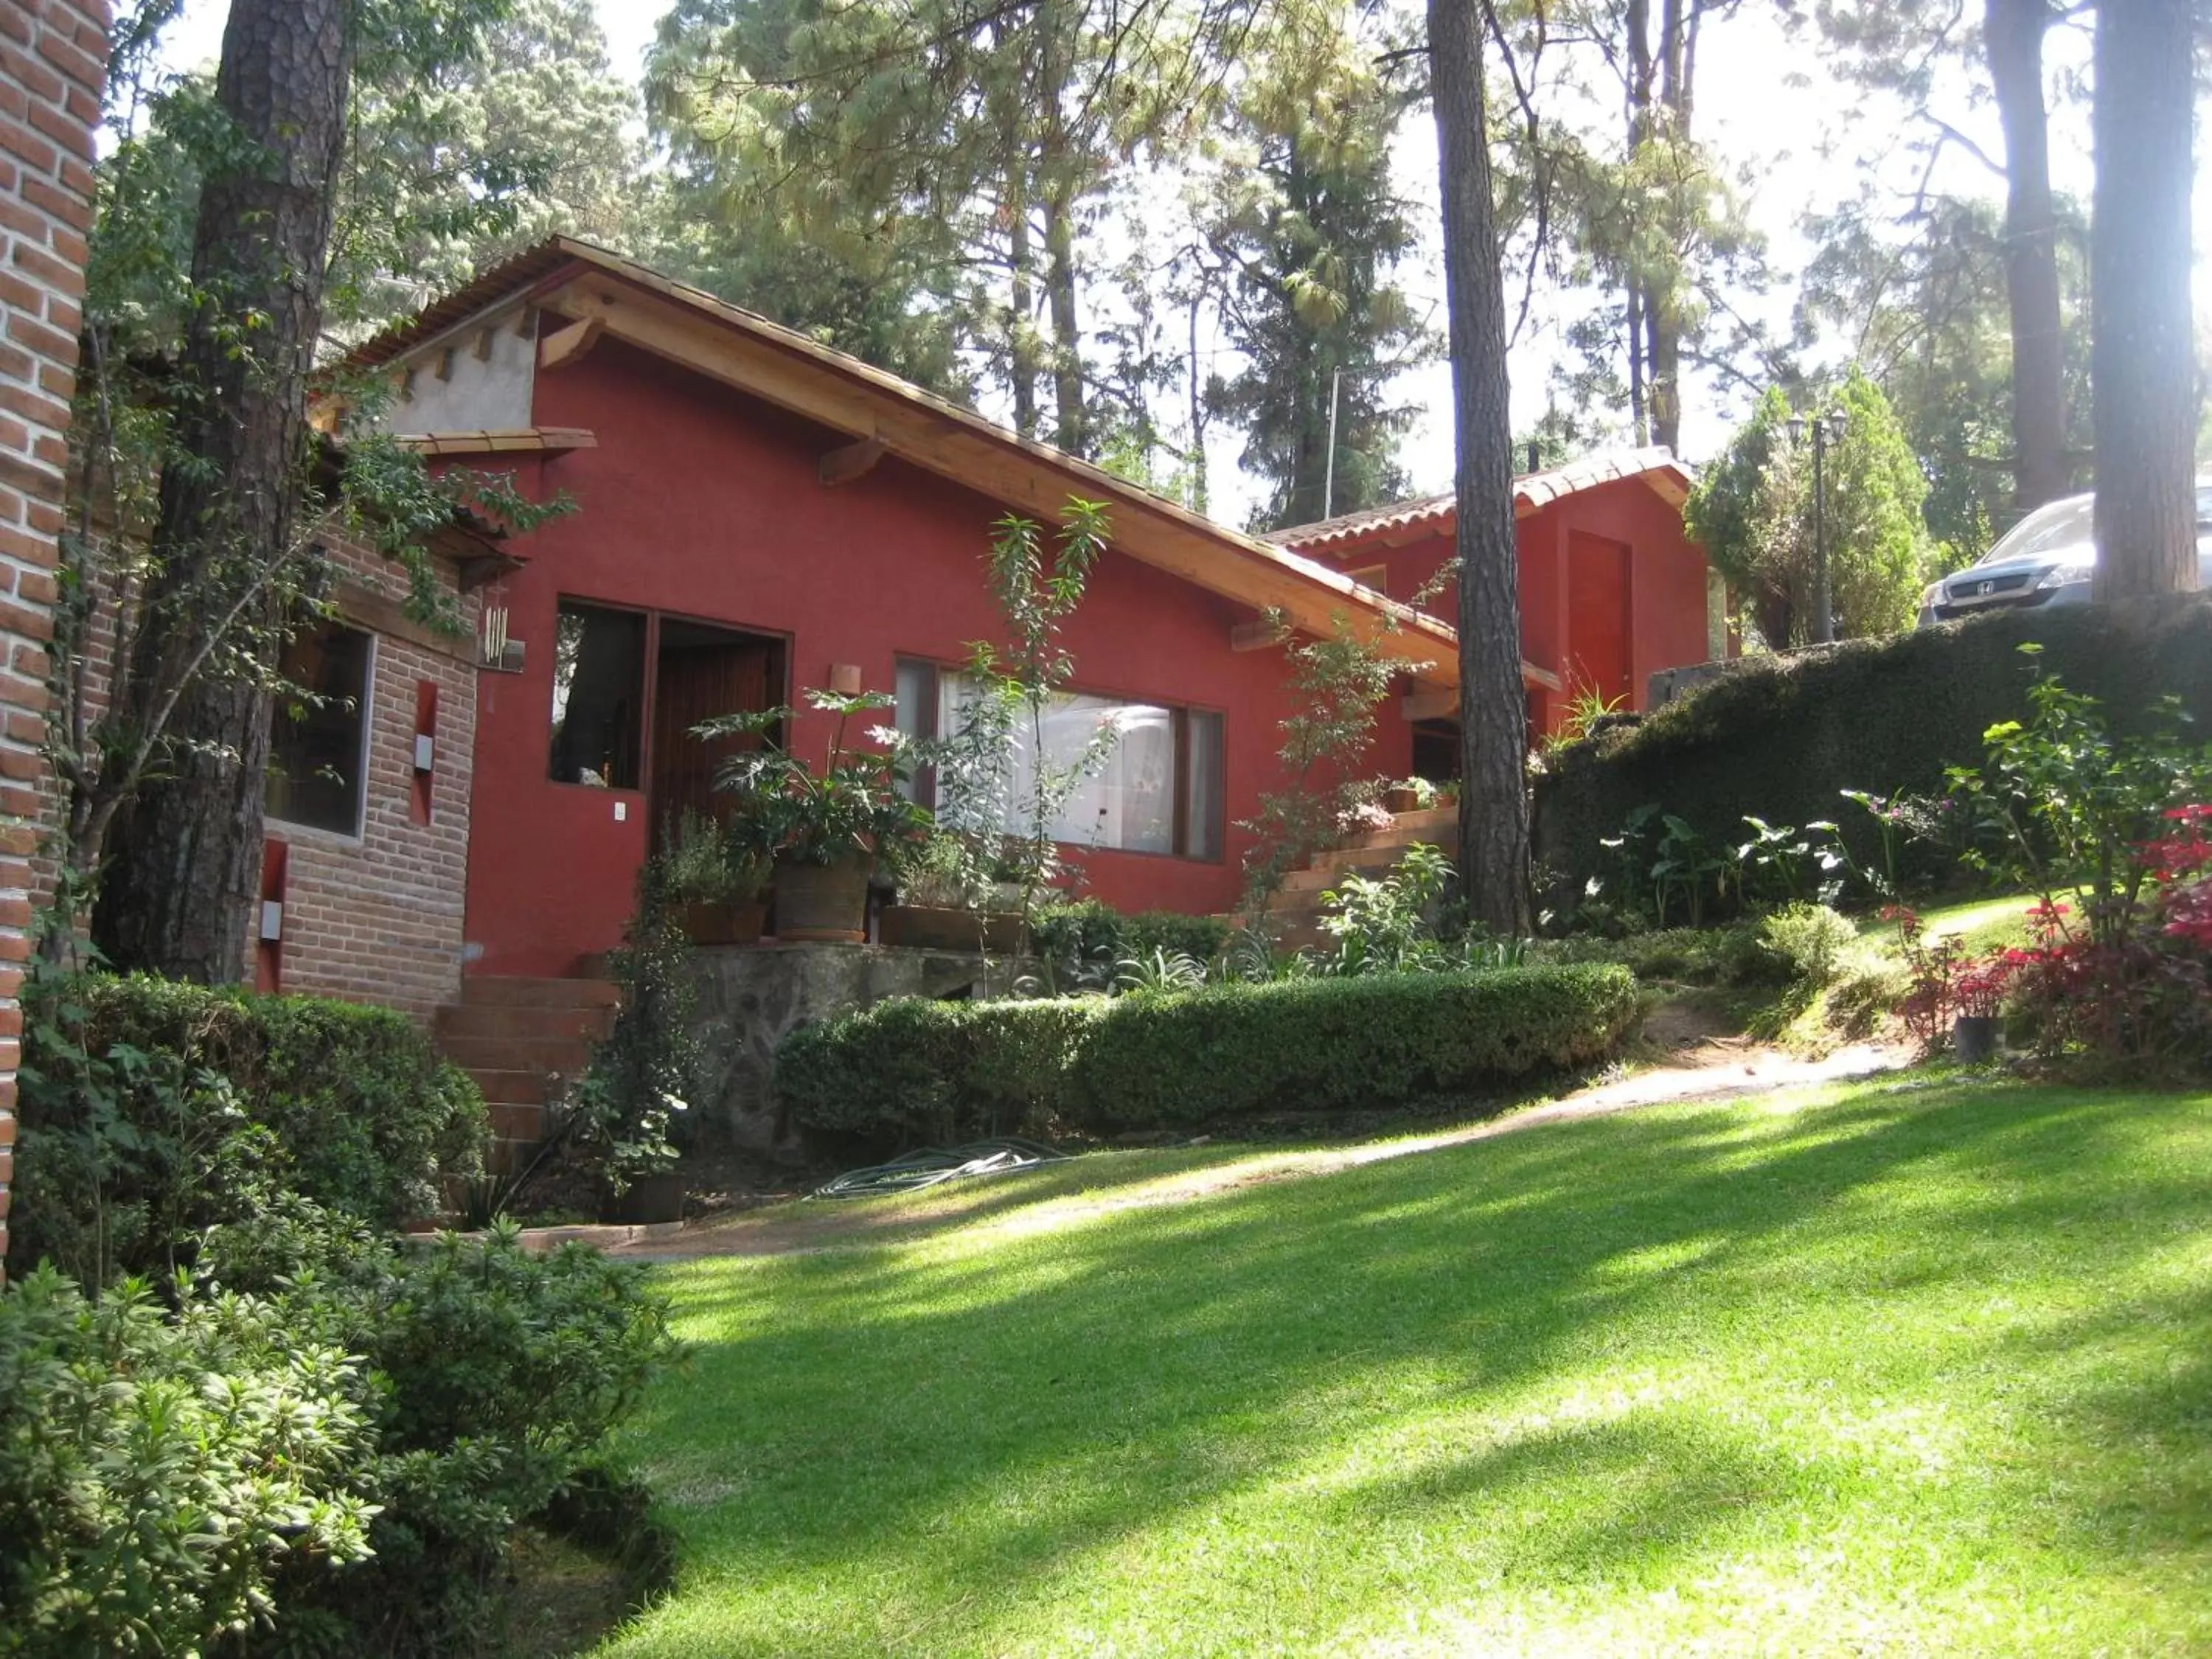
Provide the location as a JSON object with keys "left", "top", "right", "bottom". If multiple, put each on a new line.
{"left": 1304, "top": 477, "right": 1713, "bottom": 733}
{"left": 466, "top": 335, "right": 1404, "bottom": 976}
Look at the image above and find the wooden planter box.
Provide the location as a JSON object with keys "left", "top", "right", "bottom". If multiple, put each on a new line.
{"left": 679, "top": 899, "right": 768, "bottom": 947}
{"left": 880, "top": 905, "right": 1021, "bottom": 952}
{"left": 773, "top": 855, "right": 871, "bottom": 942}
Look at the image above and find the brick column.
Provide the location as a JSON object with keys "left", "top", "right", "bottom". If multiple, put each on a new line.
{"left": 0, "top": 0, "right": 108, "bottom": 1273}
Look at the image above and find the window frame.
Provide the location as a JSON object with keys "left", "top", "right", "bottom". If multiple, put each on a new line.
{"left": 893, "top": 654, "right": 1227, "bottom": 864}
{"left": 266, "top": 621, "right": 378, "bottom": 843}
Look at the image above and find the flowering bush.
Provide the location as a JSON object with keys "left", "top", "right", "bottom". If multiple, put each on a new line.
{"left": 1999, "top": 807, "right": 2212, "bottom": 1075}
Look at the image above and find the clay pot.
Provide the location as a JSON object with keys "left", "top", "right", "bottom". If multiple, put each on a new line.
{"left": 678, "top": 899, "right": 767, "bottom": 946}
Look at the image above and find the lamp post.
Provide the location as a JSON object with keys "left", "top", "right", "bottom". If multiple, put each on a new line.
{"left": 1788, "top": 408, "right": 1848, "bottom": 644}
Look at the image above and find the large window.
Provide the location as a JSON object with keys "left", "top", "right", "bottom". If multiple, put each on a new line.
{"left": 268, "top": 621, "right": 372, "bottom": 836}
{"left": 895, "top": 658, "right": 1223, "bottom": 860}
{"left": 549, "top": 600, "right": 645, "bottom": 787}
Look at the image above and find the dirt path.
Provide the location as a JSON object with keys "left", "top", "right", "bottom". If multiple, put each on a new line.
{"left": 611, "top": 1032, "right": 1911, "bottom": 1265}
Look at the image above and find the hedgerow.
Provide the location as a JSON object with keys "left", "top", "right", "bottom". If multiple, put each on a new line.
{"left": 776, "top": 964, "right": 1639, "bottom": 1145}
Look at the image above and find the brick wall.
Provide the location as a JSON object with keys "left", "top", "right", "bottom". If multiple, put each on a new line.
{"left": 0, "top": 0, "right": 108, "bottom": 1273}
{"left": 258, "top": 535, "right": 480, "bottom": 1023}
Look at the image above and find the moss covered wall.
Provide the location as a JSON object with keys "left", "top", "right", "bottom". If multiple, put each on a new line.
{"left": 1533, "top": 596, "right": 2212, "bottom": 905}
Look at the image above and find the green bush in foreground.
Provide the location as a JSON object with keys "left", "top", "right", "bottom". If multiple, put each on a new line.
{"left": 776, "top": 965, "right": 1640, "bottom": 1144}
{"left": 15, "top": 971, "right": 487, "bottom": 1286}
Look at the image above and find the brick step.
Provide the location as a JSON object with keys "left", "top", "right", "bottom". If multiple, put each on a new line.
{"left": 434, "top": 1002, "right": 616, "bottom": 1044}
{"left": 459, "top": 975, "right": 622, "bottom": 1010}
{"left": 437, "top": 1034, "right": 595, "bottom": 1077}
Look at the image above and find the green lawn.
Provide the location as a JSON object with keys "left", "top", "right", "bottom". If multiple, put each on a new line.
{"left": 603, "top": 1077, "right": 2212, "bottom": 1656}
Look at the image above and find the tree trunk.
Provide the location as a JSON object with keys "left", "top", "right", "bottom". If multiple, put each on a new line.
{"left": 1005, "top": 157, "right": 1040, "bottom": 441}
{"left": 91, "top": 0, "right": 352, "bottom": 982}
{"left": 1043, "top": 183, "right": 1088, "bottom": 457}
{"left": 1431, "top": 0, "right": 1531, "bottom": 936}
{"left": 1986, "top": 0, "right": 2069, "bottom": 512}
{"left": 2090, "top": 0, "right": 2198, "bottom": 602}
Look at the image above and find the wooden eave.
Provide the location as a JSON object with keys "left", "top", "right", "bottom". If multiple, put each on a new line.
{"left": 392, "top": 427, "right": 597, "bottom": 458}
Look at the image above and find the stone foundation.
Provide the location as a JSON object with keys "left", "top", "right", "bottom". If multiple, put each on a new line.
{"left": 688, "top": 943, "right": 992, "bottom": 1149}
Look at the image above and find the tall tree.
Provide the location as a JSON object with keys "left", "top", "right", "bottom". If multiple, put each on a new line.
{"left": 2090, "top": 0, "right": 2197, "bottom": 601}
{"left": 1985, "top": 0, "right": 2067, "bottom": 511}
{"left": 1201, "top": 5, "right": 1433, "bottom": 530}
{"left": 94, "top": 0, "right": 355, "bottom": 980}
{"left": 1431, "top": 0, "right": 1531, "bottom": 934}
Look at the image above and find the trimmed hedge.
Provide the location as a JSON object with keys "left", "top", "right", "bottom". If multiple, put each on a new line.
{"left": 15, "top": 972, "right": 487, "bottom": 1283}
{"left": 1536, "top": 595, "right": 2212, "bottom": 904}
{"left": 773, "top": 996, "right": 1109, "bottom": 1146}
{"left": 1032, "top": 900, "right": 1234, "bottom": 970}
{"left": 775, "top": 964, "right": 1639, "bottom": 1144}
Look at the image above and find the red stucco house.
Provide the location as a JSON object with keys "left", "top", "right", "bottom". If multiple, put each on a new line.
{"left": 1269, "top": 447, "right": 1722, "bottom": 751}
{"left": 287, "top": 239, "right": 1717, "bottom": 1006}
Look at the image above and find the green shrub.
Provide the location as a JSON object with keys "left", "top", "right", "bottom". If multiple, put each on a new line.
{"left": 14, "top": 970, "right": 487, "bottom": 1285}
{"left": 1031, "top": 900, "right": 1231, "bottom": 988}
{"left": 1062, "top": 967, "right": 1639, "bottom": 1129}
{"left": 0, "top": 1266, "right": 375, "bottom": 1658}
{"left": 776, "top": 997, "right": 1107, "bottom": 1146}
{"left": 776, "top": 966, "right": 1640, "bottom": 1144}
{"left": 245, "top": 1224, "right": 678, "bottom": 1655}
{"left": 1760, "top": 903, "right": 1860, "bottom": 990}
{"left": 1536, "top": 925, "right": 1781, "bottom": 987}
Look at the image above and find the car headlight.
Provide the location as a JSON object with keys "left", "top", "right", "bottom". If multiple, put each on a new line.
{"left": 1919, "top": 581, "right": 1944, "bottom": 608}
{"left": 2036, "top": 560, "right": 2095, "bottom": 590}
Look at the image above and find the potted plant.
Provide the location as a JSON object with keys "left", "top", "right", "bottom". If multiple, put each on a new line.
{"left": 698, "top": 689, "right": 928, "bottom": 942}
{"left": 1382, "top": 776, "right": 1441, "bottom": 814}
{"left": 1952, "top": 956, "right": 2013, "bottom": 1064}
{"left": 662, "top": 810, "right": 769, "bottom": 946}
{"left": 880, "top": 828, "right": 1022, "bottom": 951}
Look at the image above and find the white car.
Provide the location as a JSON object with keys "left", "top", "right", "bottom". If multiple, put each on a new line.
{"left": 1916, "top": 482, "right": 2212, "bottom": 626}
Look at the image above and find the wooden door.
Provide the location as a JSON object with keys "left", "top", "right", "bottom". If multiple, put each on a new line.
{"left": 1565, "top": 532, "right": 1634, "bottom": 708}
{"left": 651, "top": 633, "right": 785, "bottom": 843}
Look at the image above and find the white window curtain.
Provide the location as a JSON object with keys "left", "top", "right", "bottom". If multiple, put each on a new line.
{"left": 943, "top": 676, "right": 1175, "bottom": 855}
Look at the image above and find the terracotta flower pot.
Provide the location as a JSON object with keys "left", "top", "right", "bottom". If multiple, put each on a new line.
{"left": 1383, "top": 786, "right": 1422, "bottom": 814}
{"left": 772, "top": 855, "right": 872, "bottom": 941}
{"left": 880, "top": 904, "right": 1021, "bottom": 952}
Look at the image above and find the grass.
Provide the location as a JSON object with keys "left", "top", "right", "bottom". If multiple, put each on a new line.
{"left": 602, "top": 1076, "right": 2212, "bottom": 1656}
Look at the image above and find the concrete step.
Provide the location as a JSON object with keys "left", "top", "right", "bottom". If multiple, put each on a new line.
{"left": 1318, "top": 822, "right": 1454, "bottom": 863}
{"left": 434, "top": 1002, "right": 616, "bottom": 1044}
{"left": 1280, "top": 851, "right": 1405, "bottom": 894}
{"left": 437, "top": 1034, "right": 594, "bottom": 1077}
{"left": 459, "top": 975, "right": 622, "bottom": 1010}
{"left": 1365, "top": 805, "right": 1455, "bottom": 836}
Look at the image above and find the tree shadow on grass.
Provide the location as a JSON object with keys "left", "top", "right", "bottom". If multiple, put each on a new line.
{"left": 605, "top": 1080, "right": 2212, "bottom": 1658}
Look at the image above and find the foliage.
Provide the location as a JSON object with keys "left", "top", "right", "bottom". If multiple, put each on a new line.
{"left": 1759, "top": 902, "right": 1860, "bottom": 991}
{"left": 776, "top": 965, "right": 1639, "bottom": 1143}
{"left": 658, "top": 810, "right": 767, "bottom": 908}
{"left": 0, "top": 1266, "right": 375, "bottom": 1659}
{"left": 1532, "top": 596, "right": 2212, "bottom": 913}
{"left": 776, "top": 997, "right": 1111, "bottom": 1149}
{"left": 1943, "top": 651, "right": 2212, "bottom": 947}
{"left": 1534, "top": 923, "right": 1782, "bottom": 989}
{"left": 2001, "top": 814, "right": 2212, "bottom": 1078}
{"left": 906, "top": 502, "right": 1116, "bottom": 946}
{"left": 13, "top": 968, "right": 486, "bottom": 1287}
{"left": 1239, "top": 619, "right": 1404, "bottom": 918}
{"left": 1684, "top": 372, "right": 1934, "bottom": 649}
{"left": 1197, "top": 4, "right": 1433, "bottom": 529}
{"left": 1029, "top": 901, "right": 1233, "bottom": 992}
{"left": 246, "top": 1225, "right": 679, "bottom": 1655}
{"left": 702, "top": 689, "right": 927, "bottom": 869}
{"left": 551, "top": 863, "right": 702, "bottom": 1197}
{"left": 1315, "top": 843, "right": 1456, "bottom": 974}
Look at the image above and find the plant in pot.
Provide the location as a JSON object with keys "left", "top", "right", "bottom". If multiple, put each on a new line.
{"left": 662, "top": 810, "right": 769, "bottom": 946}
{"left": 1381, "top": 776, "right": 1441, "bottom": 814}
{"left": 881, "top": 827, "right": 1023, "bottom": 952}
{"left": 698, "top": 689, "right": 928, "bottom": 942}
